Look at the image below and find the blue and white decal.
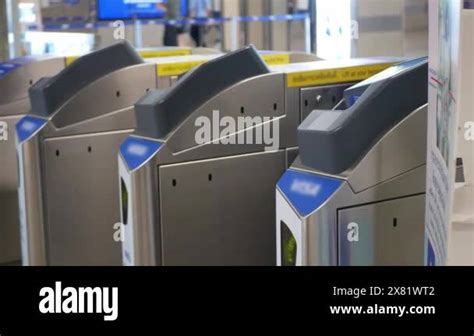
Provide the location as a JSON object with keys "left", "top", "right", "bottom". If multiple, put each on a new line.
{"left": 0, "top": 56, "right": 36, "bottom": 79}
{"left": 120, "top": 136, "right": 163, "bottom": 171}
{"left": 0, "top": 63, "right": 21, "bottom": 78}
{"left": 277, "top": 169, "right": 343, "bottom": 217}
{"left": 16, "top": 115, "right": 48, "bottom": 144}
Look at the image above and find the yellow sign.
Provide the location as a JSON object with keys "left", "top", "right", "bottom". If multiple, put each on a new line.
{"left": 287, "top": 63, "right": 394, "bottom": 88}
{"left": 156, "top": 60, "right": 208, "bottom": 77}
{"left": 261, "top": 53, "right": 291, "bottom": 66}
{"left": 138, "top": 49, "right": 192, "bottom": 58}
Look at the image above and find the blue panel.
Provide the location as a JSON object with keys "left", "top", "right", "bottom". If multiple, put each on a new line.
{"left": 16, "top": 115, "right": 48, "bottom": 144}
{"left": 277, "top": 169, "right": 343, "bottom": 217}
{"left": 0, "top": 57, "right": 37, "bottom": 79}
{"left": 97, "top": 0, "right": 167, "bottom": 20}
{"left": 427, "top": 239, "right": 436, "bottom": 266}
{"left": 120, "top": 136, "right": 163, "bottom": 171}
{"left": 347, "top": 95, "right": 360, "bottom": 107}
{"left": 0, "top": 63, "right": 21, "bottom": 79}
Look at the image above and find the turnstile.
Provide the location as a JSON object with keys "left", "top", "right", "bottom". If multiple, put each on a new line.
{"left": 0, "top": 47, "right": 220, "bottom": 266}
{"left": 119, "top": 46, "right": 399, "bottom": 266}
{"left": 276, "top": 58, "right": 428, "bottom": 266}
{"left": 0, "top": 56, "right": 67, "bottom": 265}
{"left": 16, "top": 42, "right": 220, "bottom": 266}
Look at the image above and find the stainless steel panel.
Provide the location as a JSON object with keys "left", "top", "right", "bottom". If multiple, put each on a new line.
{"left": 121, "top": 159, "right": 159, "bottom": 266}
{"left": 282, "top": 86, "right": 301, "bottom": 149}
{"left": 300, "top": 83, "right": 353, "bottom": 121}
{"left": 18, "top": 135, "right": 46, "bottom": 266}
{"left": 285, "top": 147, "right": 299, "bottom": 168}
{"left": 303, "top": 182, "right": 351, "bottom": 266}
{"left": 300, "top": 165, "right": 426, "bottom": 266}
{"left": 43, "top": 130, "right": 131, "bottom": 265}
{"left": 338, "top": 194, "right": 425, "bottom": 266}
{"left": 0, "top": 115, "right": 22, "bottom": 264}
{"left": 45, "top": 107, "right": 137, "bottom": 139}
{"left": 289, "top": 53, "right": 320, "bottom": 63}
{"left": 0, "top": 97, "right": 30, "bottom": 118}
{"left": 0, "top": 57, "right": 66, "bottom": 106}
{"left": 157, "top": 76, "right": 173, "bottom": 89}
{"left": 348, "top": 105, "right": 428, "bottom": 193}
{"left": 51, "top": 63, "right": 156, "bottom": 129}
{"left": 159, "top": 150, "right": 286, "bottom": 266}
{"left": 0, "top": 115, "right": 22, "bottom": 190}
{"left": 191, "top": 48, "right": 221, "bottom": 55}
{"left": 166, "top": 73, "right": 286, "bottom": 153}
{"left": 0, "top": 194, "right": 20, "bottom": 264}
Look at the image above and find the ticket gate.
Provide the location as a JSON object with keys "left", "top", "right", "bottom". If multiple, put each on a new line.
{"left": 16, "top": 41, "right": 221, "bottom": 266}
{"left": 276, "top": 57, "right": 428, "bottom": 266}
{"left": 0, "top": 47, "right": 221, "bottom": 266}
{"left": 119, "top": 45, "right": 399, "bottom": 266}
{"left": 0, "top": 56, "right": 67, "bottom": 265}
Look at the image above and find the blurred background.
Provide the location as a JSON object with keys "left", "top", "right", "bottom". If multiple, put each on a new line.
{"left": 0, "top": 0, "right": 429, "bottom": 61}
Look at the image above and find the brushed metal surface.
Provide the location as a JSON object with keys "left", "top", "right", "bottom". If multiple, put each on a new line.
{"left": 0, "top": 98, "right": 30, "bottom": 118}
{"left": 300, "top": 83, "right": 353, "bottom": 121}
{"left": 191, "top": 47, "right": 221, "bottom": 55}
{"left": 17, "top": 135, "right": 47, "bottom": 266}
{"left": 348, "top": 105, "right": 428, "bottom": 193}
{"left": 289, "top": 53, "right": 320, "bottom": 63}
{"left": 338, "top": 194, "right": 425, "bottom": 266}
{"left": 0, "top": 115, "right": 22, "bottom": 190}
{"left": 50, "top": 63, "right": 156, "bottom": 129}
{"left": 43, "top": 131, "right": 131, "bottom": 266}
{"left": 0, "top": 57, "right": 66, "bottom": 265}
{"left": 0, "top": 57, "right": 66, "bottom": 107}
{"left": 166, "top": 73, "right": 286, "bottom": 153}
{"left": 0, "top": 115, "right": 22, "bottom": 264}
{"left": 159, "top": 151, "right": 286, "bottom": 266}
{"left": 120, "top": 158, "right": 159, "bottom": 266}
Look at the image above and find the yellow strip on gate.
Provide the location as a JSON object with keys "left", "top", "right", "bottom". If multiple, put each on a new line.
{"left": 65, "top": 56, "right": 79, "bottom": 66}
{"left": 138, "top": 49, "right": 191, "bottom": 58}
{"left": 156, "top": 60, "right": 208, "bottom": 77}
{"left": 287, "top": 63, "right": 394, "bottom": 88}
{"left": 261, "top": 53, "right": 291, "bottom": 66}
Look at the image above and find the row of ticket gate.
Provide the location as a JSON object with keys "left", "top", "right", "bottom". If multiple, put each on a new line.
{"left": 0, "top": 41, "right": 428, "bottom": 266}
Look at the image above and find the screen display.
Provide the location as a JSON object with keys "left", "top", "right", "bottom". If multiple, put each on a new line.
{"left": 97, "top": 0, "right": 167, "bottom": 20}
{"left": 281, "top": 221, "right": 297, "bottom": 266}
{"left": 121, "top": 178, "right": 129, "bottom": 225}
